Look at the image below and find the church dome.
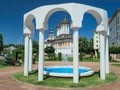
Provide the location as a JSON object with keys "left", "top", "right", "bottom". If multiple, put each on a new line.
{"left": 60, "top": 18, "right": 70, "bottom": 25}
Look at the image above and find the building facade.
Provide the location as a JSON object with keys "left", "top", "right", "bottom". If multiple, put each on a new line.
{"left": 44, "top": 18, "right": 73, "bottom": 57}
{"left": 109, "top": 9, "right": 120, "bottom": 47}
{"left": 93, "top": 30, "right": 100, "bottom": 57}
{"left": 93, "top": 9, "right": 120, "bottom": 56}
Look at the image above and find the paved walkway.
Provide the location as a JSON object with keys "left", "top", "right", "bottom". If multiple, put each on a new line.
{"left": 0, "top": 61, "right": 120, "bottom": 90}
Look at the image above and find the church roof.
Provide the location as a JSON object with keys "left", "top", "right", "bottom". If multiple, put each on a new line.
{"left": 60, "top": 18, "right": 70, "bottom": 25}
{"left": 55, "top": 34, "right": 72, "bottom": 40}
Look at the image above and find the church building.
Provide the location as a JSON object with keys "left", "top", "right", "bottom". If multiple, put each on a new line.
{"left": 44, "top": 18, "right": 73, "bottom": 57}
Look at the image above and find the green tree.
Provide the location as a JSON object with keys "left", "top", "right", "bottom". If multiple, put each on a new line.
{"left": 4, "top": 44, "right": 16, "bottom": 48}
{"left": 15, "top": 44, "right": 24, "bottom": 53}
{"left": 12, "top": 49, "right": 19, "bottom": 60}
{"left": 58, "top": 52, "right": 62, "bottom": 61}
{"left": 33, "top": 41, "right": 39, "bottom": 53}
{"left": 0, "top": 34, "right": 3, "bottom": 55}
{"left": 109, "top": 46, "right": 120, "bottom": 54}
{"left": 33, "top": 40, "right": 39, "bottom": 49}
{"left": 2, "top": 50, "right": 13, "bottom": 65}
{"left": 88, "top": 38, "right": 94, "bottom": 53}
{"left": 44, "top": 46, "right": 55, "bottom": 60}
{"left": 79, "top": 37, "right": 89, "bottom": 53}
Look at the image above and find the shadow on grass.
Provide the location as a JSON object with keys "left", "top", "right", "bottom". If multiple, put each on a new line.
{"left": 28, "top": 69, "right": 50, "bottom": 80}
{"left": 79, "top": 70, "right": 100, "bottom": 81}
{"left": 28, "top": 69, "right": 38, "bottom": 75}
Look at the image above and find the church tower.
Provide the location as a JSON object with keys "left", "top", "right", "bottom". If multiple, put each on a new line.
{"left": 57, "top": 18, "right": 71, "bottom": 36}
{"left": 47, "top": 28, "right": 55, "bottom": 46}
{"left": 48, "top": 28, "right": 55, "bottom": 40}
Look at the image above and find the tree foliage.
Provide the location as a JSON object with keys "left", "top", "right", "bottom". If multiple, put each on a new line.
{"left": 33, "top": 40, "right": 39, "bottom": 49}
{"left": 44, "top": 46, "right": 55, "bottom": 54}
{"left": 44, "top": 46, "right": 55, "bottom": 60}
{"left": 88, "top": 38, "right": 94, "bottom": 53}
{"left": 1, "top": 50, "right": 20, "bottom": 65}
{"left": 79, "top": 37, "right": 94, "bottom": 54}
{"left": 0, "top": 34, "right": 3, "bottom": 55}
{"left": 79, "top": 37, "right": 88, "bottom": 53}
{"left": 58, "top": 52, "right": 62, "bottom": 61}
{"left": 33, "top": 40, "right": 39, "bottom": 53}
{"left": 109, "top": 46, "right": 120, "bottom": 54}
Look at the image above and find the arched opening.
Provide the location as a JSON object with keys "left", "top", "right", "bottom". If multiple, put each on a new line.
{"left": 24, "top": 14, "right": 37, "bottom": 72}
{"left": 79, "top": 10, "right": 102, "bottom": 59}
{"left": 44, "top": 10, "right": 73, "bottom": 61}
{"left": 44, "top": 8, "right": 69, "bottom": 23}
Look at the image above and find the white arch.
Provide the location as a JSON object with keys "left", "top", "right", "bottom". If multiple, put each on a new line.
{"left": 23, "top": 3, "right": 109, "bottom": 83}
{"left": 85, "top": 9, "right": 102, "bottom": 25}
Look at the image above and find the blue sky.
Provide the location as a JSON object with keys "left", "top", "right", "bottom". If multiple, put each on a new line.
{"left": 0, "top": 0, "right": 120, "bottom": 44}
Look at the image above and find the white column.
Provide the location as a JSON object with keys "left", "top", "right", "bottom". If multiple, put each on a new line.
{"left": 38, "top": 29, "right": 44, "bottom": 81}
{"left": 24, "top": 34, "right": 29, "bottom": 76}
{"left": 28, "top": 37, "right": 33, "bottom": 72}
{"left": 73, "top": 27, "right": 79, "bottom": 83}
{"left": 100, "top": 31, "right": 105, "bottom": 80}
{"left": 105, "top": 35, "right": 109, "bottom": 74}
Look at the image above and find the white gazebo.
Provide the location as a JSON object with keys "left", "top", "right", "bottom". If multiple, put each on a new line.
{"left": 23, "top": 3, "right": 109, "bottom": 83}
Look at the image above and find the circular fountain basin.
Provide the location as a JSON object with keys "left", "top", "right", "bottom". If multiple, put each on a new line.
{"left": 44, "top": 66, "right": 94, "bottom": 77}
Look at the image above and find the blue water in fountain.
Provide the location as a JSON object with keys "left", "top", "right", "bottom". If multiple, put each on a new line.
{"left": 44, "top": 54, "right": 92, "bottom": 74}
{"left": 44, "top": 67, "right": 91, "bottom": 74}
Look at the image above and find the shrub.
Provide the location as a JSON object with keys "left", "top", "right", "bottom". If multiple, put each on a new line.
{"left": 58, "top": 52, "right": 62, "bottom": 61}
{"left": 68, "top": 57, "right": 73, "bottom": 61}
{"left": 12, "top": 50, "right": 18, "bottom": 60}
{"left": 109, "top": 46, "right": 120, "bottom": 54}
{"left": 79, "top": 52, "right": 85, "bottom": 61}
{"left": 90, "top": 52, "right": 94, "bottom": 58}
{"left": 1, "top": 50, "right": 21, "bottom": 66}
{"left": 49, "top": 53, "right": 56, "bottom": 61}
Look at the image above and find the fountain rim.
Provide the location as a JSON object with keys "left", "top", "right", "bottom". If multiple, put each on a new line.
{"left": 44, "top": 66, "right": 94, "bottom": 77}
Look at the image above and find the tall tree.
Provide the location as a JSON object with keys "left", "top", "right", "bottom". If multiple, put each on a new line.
{"left": 44, "top": 46, "right": 55, "bottom": 60}
{"left": 79, "top": 37, "right": 89, "bottom": 53}
{"left": 33, "top": 40, "right": 39, "bottom": 53}
{"left": 0, "top": 34, "right": 3, "bottom": 55}
{"left": 88, "top": 38, "right": 94, "bottom": 53}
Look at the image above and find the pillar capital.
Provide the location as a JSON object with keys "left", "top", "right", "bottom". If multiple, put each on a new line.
{"left": 72, "top": 27, "right": 80, "bottom": 31}
{"left": 37, "top": 28, "right": 45, "bottom": 31}
{"left": 24, "top": 27, "right": 31, "bottom": 35}
{"left": 98, "top": 30, "right": 107, "bottom": 33}
{"left": 24, "top": 33, "right": 30, "bottom": 36}
{"left": 98, "top": 30, "right": 107, "bottom": 36}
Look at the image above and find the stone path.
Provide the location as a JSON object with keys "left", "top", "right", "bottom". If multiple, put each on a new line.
{"left": 0, "top": 61, "right": 120, "bottom": 90}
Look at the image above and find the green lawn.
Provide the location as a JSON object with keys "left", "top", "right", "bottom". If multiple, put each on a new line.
{"left": 14, "top": 71, "right": 118, "bottom": 88}
{"left": 111, "top": 64, "right": 120, "bottom": 67}
{"left": 0, "top": 64, "right": 7, "bottom": 69}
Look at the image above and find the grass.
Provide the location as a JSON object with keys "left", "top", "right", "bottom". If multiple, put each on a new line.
{"left": 14, "top": 71, "right": 118, "bottom": 88}
{"left": 111, "top": 64, "right": 120, "bottom": 67}
{"left": 66, "top": 57, "right": 100, "bottom": 62}
{"left": 0, "top": 64, "right": 8, "bottom": 69}
{"left": 83, "top": 58, "right": 99, "bottom": 62}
